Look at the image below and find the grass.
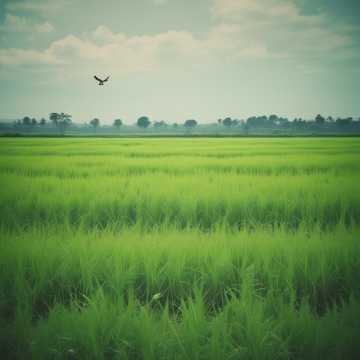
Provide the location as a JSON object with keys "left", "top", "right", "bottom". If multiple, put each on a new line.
{"left": 0, "top": 137, "right": 360, "bottom": 359}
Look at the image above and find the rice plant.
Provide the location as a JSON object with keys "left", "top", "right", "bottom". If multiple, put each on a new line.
{"left": 0, "top": 138, "right": 359, "bottom": 359}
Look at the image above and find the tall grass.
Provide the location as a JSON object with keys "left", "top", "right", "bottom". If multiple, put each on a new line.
{"left": 1, "top": 226, "right": 360, "bottom": 359}
{"left": 0, "top": 138, "right": 360, "bottom": 359}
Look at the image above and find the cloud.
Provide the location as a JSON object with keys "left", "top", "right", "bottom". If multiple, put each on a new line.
{"left": 0, "top": 24, "right": 281, "bottom": 72}
{"left": 210, "top": 0, "right": 354, "bottom": 59}
{"left": 0, "top": 1, "right": 357, "bottom": 75}
{"left": 0, "top": 27, "right": 201, "bottom": 75}
{"left": 0, "top": 47, "right": 57, "bottom": 65}
{"left": 196, "top": 23, "right": 284, "bottom": 62}
{"left": 0, "top": 14, "right": 55, "bottom": 33}
{"left": 54, "top": 28, "right": 203, "bottom": 73}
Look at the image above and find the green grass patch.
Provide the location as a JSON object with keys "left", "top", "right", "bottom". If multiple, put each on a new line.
{"left": 1, "top": 138, "right": 360, "bottom": 359}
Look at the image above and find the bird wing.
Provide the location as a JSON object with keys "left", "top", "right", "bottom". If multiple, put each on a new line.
{"left": 104, "top": 76, "right": 109, "bottom": 82}
{"left": 94, "top": 75, "right": 102, "bottom": 82}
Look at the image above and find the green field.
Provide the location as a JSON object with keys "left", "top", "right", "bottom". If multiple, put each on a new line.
{"left": 1, "top": 138, "right": 360, "bottom": 359}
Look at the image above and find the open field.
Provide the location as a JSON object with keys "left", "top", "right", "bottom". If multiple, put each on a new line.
{"left": 1, "top": 138, "right": 360, "bottom": 359}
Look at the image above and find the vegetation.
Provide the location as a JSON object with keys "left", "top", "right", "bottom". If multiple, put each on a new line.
{"left": 137, "top": 116, "right": 151, "bottom": 128}
{"left": 2, "top": 113, "right": 360, "bottom": 136}
{"left": 90, "top": 118, "right": 100, "bottom": 132}
{"left": 153, "top": 120, "right": 167, "bottom": 129}
{"left": 113, "top": 119, "right": 123, "bottom": 129}
{"left": 21, "top": 116, "right": 31, "bottom": 126}
{"left": 0, "top": 138, "right": 360, "bottom": 359}
{"left": 184, "top": 119, "right": 198, "bottom": 129}
{"left": 49, "top": 112, "right": 72, "bottom": 134}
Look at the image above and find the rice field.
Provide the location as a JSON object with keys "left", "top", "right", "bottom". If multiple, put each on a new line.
{"left": 1, "top": 137, "right": 360, "bottom": 359}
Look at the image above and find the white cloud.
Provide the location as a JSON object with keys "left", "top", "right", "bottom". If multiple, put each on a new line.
{"left": 0, "top": 48, "right": 57, "bottom": 65}
{"left": 0, "top": 24, "right": 279, "bottom": 71}
{"left": 0, "top": 14, "right": 55, "bottom": 34}
{"left": 210, "top": 0, "right": 353, "bottom": 58}
{"left": 0, "top": 1, "right": 355, "bottom": 74}
{"left": 0, "top": 27, "right": 199, "bottom": 74}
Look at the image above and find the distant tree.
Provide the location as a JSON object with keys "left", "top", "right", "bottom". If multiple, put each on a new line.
{"left": 59, "top": 113, "right": 72, "bottom": 133}
{"left": 327, "top": 116, "right": 334, "bottom": 123}
{"left": 297, "top": 118, "right": 306, "bottom": 126}
{"left": 293, "top": 118, "right": 305, "bottom": 129}
{"left": 217, "top": 119, "right": 222, "bottom": 124}
{"left": 315, "top": 114, "right": 325, "bottom": 124}
{"left": 172, "top": 123, "right": 179, "bottom": 128}
{"left": 248, "top": 116, "right": 256, "bottom": 126}
{"left": 231, "top": 119, "right": 240, "bottom": 126}
{"left": 137, "top": 116, "right": 151, "bottom": 128}
{"left": 336, "top": 117, "right": 353, "bottom": 126}
{"left": 22, "top": 116, "right": 31, "bottom": 126}
{"left": 31, "top": 118, "right": 37, "bottom": 126}
{"left": 113, "top": 119, "right": 123, "bottom": 129}
{"left": 277, "top": 117, "right": 289, "bottom": 126}
{"left": 247, "top": 115, "right": 286, "bottom": 128}
{"left": 50, "top": 112, "right": 60, "bottom": 125}
{"left": 40, "top": 118, "right": 46, "bottom": 126}
{"left": 184, "top": 119, "right": 197, "bottom": 129}
{"left": 90, "top": 118, "right": 100, "bottom": 132}
{"left": 153, "top": 121, "right": 167, "bottom": 129}
{"left": 244, "top": 122, "right": 250, "bottom": 135}
{"left": 292, "top": 118, "right": 301, "bottom": 131}
{"left": 49, "top": 112, "right": 72, "bottom": 134}
{"left": 269, "top": 114, "right": 278, "bottom": 124}
{"left": 223, "top": 117, "right": 233, "bottom": 127}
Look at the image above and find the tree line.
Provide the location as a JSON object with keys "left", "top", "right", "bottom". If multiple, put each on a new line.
{"left": 7, "top": 113, "right": 360, "bottom": 135}
{"left": 13, "top": 114, "right": 199, "bottom": 133}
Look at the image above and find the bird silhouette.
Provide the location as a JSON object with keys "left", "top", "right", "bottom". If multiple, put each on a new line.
{"left": 94, "top": 75, "right": 109, "bottom": 85}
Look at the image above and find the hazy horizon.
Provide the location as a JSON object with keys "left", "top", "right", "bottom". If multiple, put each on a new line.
{"left": 1, "top": 0, "right": 360, "bottom": 124}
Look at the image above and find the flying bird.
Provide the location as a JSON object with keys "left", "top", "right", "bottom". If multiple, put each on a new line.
{"left": 94, "top": 75, "right": 109, "bottom": 85}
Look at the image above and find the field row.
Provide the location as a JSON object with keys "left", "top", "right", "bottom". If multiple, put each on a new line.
{"left": 1, "top": 138, "right": 360, "bottom": 359}
{"left": 1, "top": 138, "right": 359, "bottom": 153}
{"left": 1, "top": 172, "right": 359, "bottom": 229}
{"left": 1, "top": 226, "right": 360, "bottom": 359}
{"left": 2, "top": 226, "right": 359, "bottom": 309}
{"left": 1, "top": 155, "right": 359, "bottom": 177}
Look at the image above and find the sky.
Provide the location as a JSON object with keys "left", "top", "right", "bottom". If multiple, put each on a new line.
{"left": 0, "top": 0, "right": 359, "bottom": 124}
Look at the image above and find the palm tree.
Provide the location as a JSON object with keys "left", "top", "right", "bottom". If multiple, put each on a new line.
{"left": 50, "top": 112, "right": 60, "bottom": 126}
{"left": 49, "top": 112, "right": 72, "bottom": 134}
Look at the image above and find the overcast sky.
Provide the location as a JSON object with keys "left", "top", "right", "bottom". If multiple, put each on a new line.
{"left": 0, "top": 0, "right": 359, "bottom": 124}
